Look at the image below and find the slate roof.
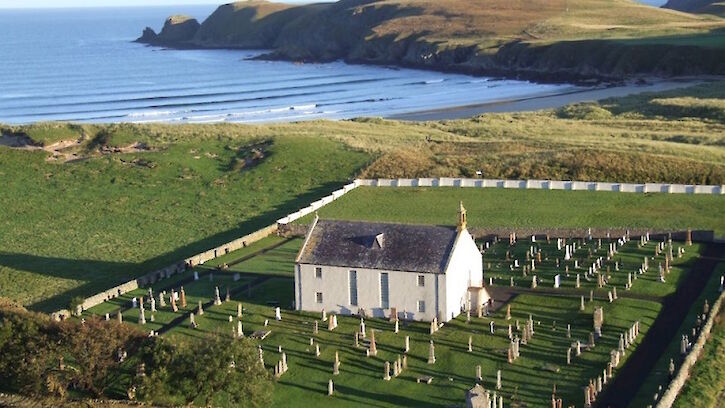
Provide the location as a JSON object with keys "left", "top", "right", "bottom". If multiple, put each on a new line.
{"left": 297, "top": 219, "right": 460, "bottom": 273}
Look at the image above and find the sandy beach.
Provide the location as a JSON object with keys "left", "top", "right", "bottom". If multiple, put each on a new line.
{"left": 388, "top": 77, "right": 711, "bottom": 121}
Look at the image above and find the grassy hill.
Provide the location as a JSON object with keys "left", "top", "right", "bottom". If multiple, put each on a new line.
{"left": 665, "top": 0, "right": 725, "bottom": 17}
{"left": 0, "top": 81, "right": 723, "bottom": 312}
{"left": 139, "top": 0, "right": 725, "bottom": 82}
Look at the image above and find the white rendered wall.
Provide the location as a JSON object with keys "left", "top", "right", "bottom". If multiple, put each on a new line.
{"left": 296, "top": 263, "right": 440, "bottom": 321}
{"left": 442, "top": 230, "right": 482, "bottom": 322}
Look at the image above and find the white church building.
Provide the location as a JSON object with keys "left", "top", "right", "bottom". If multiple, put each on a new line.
{"left": 294, "top": 203, "right": 489, "bottom": 322}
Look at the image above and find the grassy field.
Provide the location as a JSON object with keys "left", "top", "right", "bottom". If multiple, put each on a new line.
{"left": 0, "top": 131, "right": 369, "bottom": 312}
{"left": 81, "top": 232, "right": 676, "bottom": 407}
{"left": 300, "top": 187, "right": 725, "bottom": 235}
{"left": 631, "top": 263, "right": 725, "bottom": 407}
{"left": 1, "top": 81, "right": 723, "bottom": 312}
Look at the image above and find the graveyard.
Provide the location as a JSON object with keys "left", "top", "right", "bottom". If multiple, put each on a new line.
{"left": 82, "top": 221, "right": 722, "bottom": 408}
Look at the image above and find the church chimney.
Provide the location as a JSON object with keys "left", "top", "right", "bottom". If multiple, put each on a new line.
{"left": 457, "top": 201, "right": 467, "bottom": 231}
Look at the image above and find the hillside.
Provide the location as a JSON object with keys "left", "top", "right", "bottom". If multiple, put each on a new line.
{"left": 138, "top": 0, "right": 725, "bottom": 82}
{"left": 665, "top": 0, "right": 725, "bottom": 16}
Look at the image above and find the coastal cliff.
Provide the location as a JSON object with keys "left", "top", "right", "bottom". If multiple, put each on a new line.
{"left": 137, "top": 0, "right": 725, "bottom": 82}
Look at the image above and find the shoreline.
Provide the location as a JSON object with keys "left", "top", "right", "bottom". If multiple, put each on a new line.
{"left": 387, "top": 77, "right": 713, "bottom": 121}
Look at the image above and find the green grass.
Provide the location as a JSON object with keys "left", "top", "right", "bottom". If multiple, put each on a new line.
{"left": 300, "top": 187, "right": 725, "bottom": 235}
{"left": 157, "top": 276, "right": 661, "bottom": 407}
{"left": 0, "top": 134, "right": 369, "bottom": 312}
{"left": 1, "top": 80, "right": 723, "bottom": 313}
{"left": 483, "top": 239, "right": 703, "bottom": 299}
{"left": 222, "top": 238, "right": 302, "bottom": 278}
{"left": 630, "top": 263, "right": 725, "bottom": 408}
{"left": 78, "top": 217, "right": 712, "bottom": 407}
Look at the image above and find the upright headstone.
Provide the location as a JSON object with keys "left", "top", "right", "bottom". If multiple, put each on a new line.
{"left": 214, "top": 286, "right": 222, "bottom": 306}
{"left": 180, "top": 287, "right": 187, "bottom": 308}
{"left": 428, "top": 340, "right": 436, "bottom": 364}
{"left": 369, "top": 329, "right": 378, "bottom": 356}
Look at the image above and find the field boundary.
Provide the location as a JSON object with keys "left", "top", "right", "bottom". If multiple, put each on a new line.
{"left": 55, "top": 224, "right": 279, "bottom": 319}
{"left": 656, "top": 282, "right": 725, "bottom": 408}
{"left": 356, "top": 178, "right": 725, "bottom": 195}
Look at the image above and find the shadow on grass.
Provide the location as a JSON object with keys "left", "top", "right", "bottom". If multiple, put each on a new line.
{"left": 2, "top": 181, "right": 344, "bottom": 313}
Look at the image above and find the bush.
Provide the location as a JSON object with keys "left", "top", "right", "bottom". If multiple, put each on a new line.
{"left": 137, "top": 334, "right": 273, "bottom": 407}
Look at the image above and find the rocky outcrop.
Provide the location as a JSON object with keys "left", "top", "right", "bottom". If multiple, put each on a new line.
{"left": 136, "top": 15, "right": 200, "bottom": 46}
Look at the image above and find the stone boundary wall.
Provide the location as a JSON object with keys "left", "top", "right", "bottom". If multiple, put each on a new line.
{"left": 276, "top": 180, "right": 361, "bottom": 225}
{"left": 656, "top": 288, "right": 725, "bottom": 408}
{"left": 279, "top": 224, "right": 714, "bottom": 243}
{"left": 57, "top": 224, "right": 278, "bottom": 318}
{"left": 357, "top": 178, "right": 725, "bottom": 195}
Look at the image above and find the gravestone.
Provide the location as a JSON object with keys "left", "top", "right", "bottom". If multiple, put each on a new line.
{"left": 369, "top": 329, "right": 378, "bottom": 356}
{"left": 214, "top": 286, "right": 222, "bottom": 306}
{"left": 428, "top": 340, "right": 436, "bottom": 364}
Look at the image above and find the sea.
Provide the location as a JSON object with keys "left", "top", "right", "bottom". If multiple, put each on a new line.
{"left": 0, "top": 5, "right": 576, "bottom": 124}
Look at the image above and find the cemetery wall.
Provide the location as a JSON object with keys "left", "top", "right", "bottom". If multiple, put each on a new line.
{"left": 279, "top": 223, "right": 714, "bottom": 243}
{"left": 58, "top": 223, "right": 279, "bottom": 319}
{"left": 656, "top": 289, "right": 725, "bottom": 408}
{"left": 356, "top": 178, "right": 724, "bottom": 195}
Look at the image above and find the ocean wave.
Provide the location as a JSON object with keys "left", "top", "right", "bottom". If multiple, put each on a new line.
{"left": 127, "top": 110, "right": 176, "bottom": 118}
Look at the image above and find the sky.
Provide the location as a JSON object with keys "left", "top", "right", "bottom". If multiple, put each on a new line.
{"left": 0, "top": 0, "right": 311, "bottom": 8}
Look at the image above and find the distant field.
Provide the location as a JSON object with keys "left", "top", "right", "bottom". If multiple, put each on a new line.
{"left": 300, "top": 187, "right": 725, "bottom": 235}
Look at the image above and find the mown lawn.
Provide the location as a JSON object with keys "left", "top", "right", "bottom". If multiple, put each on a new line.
{"left": 300, "top": 187, "right": 725, "bottom": 235}
{"left": 111, "top": 271, "right": 661, "bottom": 408}
{"left": 482, "top": 238, "right": 704, "bottom": 299}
